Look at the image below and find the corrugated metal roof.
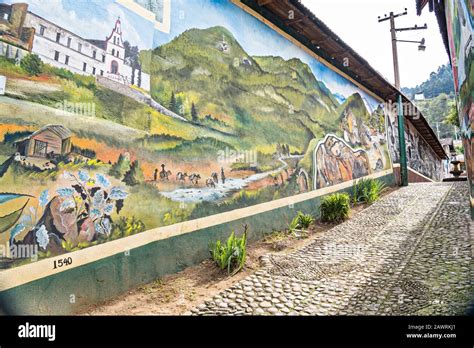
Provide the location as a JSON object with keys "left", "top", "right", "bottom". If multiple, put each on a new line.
{"left": 416, "top": 0, "right": 450, "bottom": 57}
{"left": 416, "top": 0, "right": 431, "bottom": 15}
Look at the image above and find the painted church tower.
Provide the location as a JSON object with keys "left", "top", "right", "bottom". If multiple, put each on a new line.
{"left": 105, "top": 18, "right": 125, "bottom": 77}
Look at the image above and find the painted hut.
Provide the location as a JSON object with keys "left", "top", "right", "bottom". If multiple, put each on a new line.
{"left": 16, "top": 125, "right": 72, "bottom": 158}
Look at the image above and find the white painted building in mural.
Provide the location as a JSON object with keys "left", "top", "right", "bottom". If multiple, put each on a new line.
{"left": 23, "top": 12, "right": 150, "bottom": 91}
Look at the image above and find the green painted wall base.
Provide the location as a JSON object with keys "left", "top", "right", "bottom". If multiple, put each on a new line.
{"left": 0, "top": 174, "right": 395, "bottom": 315}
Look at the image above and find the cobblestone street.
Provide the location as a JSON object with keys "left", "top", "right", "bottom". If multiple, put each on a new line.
{"left": 193, "top": 182, "right": 473, "bottom": 316}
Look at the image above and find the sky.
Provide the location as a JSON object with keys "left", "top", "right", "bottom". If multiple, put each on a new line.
{"left": 301, "top": 0, "right": 450, "bottom": 88}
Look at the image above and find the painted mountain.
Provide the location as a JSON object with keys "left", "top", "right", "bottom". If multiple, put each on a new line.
{"left": 141, "top": 26, "right": 344, "bottom": 152}
{"left": 0, "top": 22, "right": 390, "bottom": 266}
{"left": 333, "top": 93, "right": 346, "bottom": 104}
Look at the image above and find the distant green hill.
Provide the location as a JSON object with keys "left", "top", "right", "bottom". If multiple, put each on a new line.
{"left": 402, "top": 64, "right": 454, "bottom": 99}
{"left": 140, "top": 26, "right": 342, "bottom": 152}
{"left": 415, "top": 93, "right": 457, "bottom": 139}
{"left": 402, "top": 64, "right": 457, "bottom": 139}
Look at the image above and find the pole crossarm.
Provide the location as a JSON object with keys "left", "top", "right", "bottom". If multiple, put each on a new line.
{"left": 396, "top": 39, "right": 425, "bottom": 44}
{"left": 377, "top": 10, "right": 407, "bottom": 22}
{"left": 395, "top": 24, "right": 428, "bottom": 32}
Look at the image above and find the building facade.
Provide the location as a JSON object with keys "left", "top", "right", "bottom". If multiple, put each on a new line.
{"left": 417, "top": 0, "right": 473, "bottom": 217}
{"left": 0, "top": 3, "right": 150, "bottom": 91}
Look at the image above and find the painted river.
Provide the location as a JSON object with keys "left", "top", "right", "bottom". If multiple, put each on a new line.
{"left": 159, "top": 158, "right": 293, "bottom": 203}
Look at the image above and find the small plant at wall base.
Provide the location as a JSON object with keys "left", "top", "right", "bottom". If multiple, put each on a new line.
{"left": 209, "top": 224, "right": 248, "bottom": 275}
{"left": 288, "top": 211, "right": 314, "bottom": 238}
{"left": 320, "top": 193, "right": 350, "bottom": 223}
{"left": 352, "top": 178, "right": 386, "bottom": 205}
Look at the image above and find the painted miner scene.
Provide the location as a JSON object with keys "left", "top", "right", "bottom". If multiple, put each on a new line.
{"left": 0, "top": 0, "right": 392, "bottom": 268}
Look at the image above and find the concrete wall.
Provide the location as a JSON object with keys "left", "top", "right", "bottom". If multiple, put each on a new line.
{"left": 386, "top": 109, "right": 444, "bottom": 181}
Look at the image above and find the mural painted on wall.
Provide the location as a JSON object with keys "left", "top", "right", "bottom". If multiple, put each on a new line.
{"left": 0, "top": 0, "right": 392, "bottom": 268}
{"left": 445, "top": 0, "right": 473, "bottom": 214}
{"left": 386, "top": 110, "right": 443, "bottom": 181}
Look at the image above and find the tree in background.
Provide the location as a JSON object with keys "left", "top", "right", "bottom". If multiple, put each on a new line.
{"left": 123, "top": 160, "right": 144, "bottom": 186}
{"left": 137, "top": 63, "right": 142, "bottom": 88}
{"left": 109, "top": 154, "right": 131, "bottom": 179}
{"left": 403, "top": 64, "right": 459, "bottom": 139}
{"left": 402, "top": 64, "right": 454, "bottom": 99}
{"left": 169, "top": 92, "right": 177, "bottom": 113}
{"left": 444, "top": 102, "right": 460, "bottom": 127}
{"left": 176, "top": 94, "right": 184, "bottom": 115}
{"left": 124, "top": 41, "right": 141, "bottom": 86}
{"left": 416, "top": 93, "right": 457, "bottom": 139}
{"left": 191, "top": 102, "right": 199, "bottom": 122}
{"left": 20, "top": 54, "right": 43, "bottom": 76}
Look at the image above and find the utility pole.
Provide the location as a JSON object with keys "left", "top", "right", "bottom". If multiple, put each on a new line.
{"left": 390, "top": 12, "right": 402, "bottom": 89}
{"left": 436, "top": 122, "right": 441, "bottom": 139}
{"left": 378, "top": 10, "right": 427, "bottom": 89}
{"left": 378, "top": 9, "right": 427, "bottom": 187}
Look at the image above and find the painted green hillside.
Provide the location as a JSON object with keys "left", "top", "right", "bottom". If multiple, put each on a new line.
{"left": 141, "top": 26, "right": 342, "bottom": 153}
{"left": 337, "top": 92, "right": 370, "bottom": 117}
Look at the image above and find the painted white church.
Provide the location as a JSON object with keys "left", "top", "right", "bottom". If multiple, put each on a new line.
{"left": 24, "top": 13, "right": 150, "bottom": 91}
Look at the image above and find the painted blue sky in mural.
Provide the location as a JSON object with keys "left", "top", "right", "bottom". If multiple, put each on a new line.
{"left": 0, "top": 0, "right": 155, "bottom": 50}
{"left": 0, "top": 0, "right": 380, "bottom": 108}
{"left": 158, "top": 0, "right": 381, "bottom": 108}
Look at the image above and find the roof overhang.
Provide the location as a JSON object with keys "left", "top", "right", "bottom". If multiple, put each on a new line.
{"left": 416, "top": 0, "right": 450, "bottom": 58}
{"left": 238, "top": 0, "right": 447, "bottom": 160}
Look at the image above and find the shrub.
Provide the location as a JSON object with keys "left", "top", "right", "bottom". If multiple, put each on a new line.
{"left": 43, "top": 65, "right": 97, "bottom": 90}
{"left": 122, "top": 160, "right": 144, "bottom": 186}
{"left": 352, "top": 178, "right": 386, "bottom": 205}
{"left": 111, "top": 216, "right": 146, "bottom": 239}
{"left": 2, "top": 130, "right": 33, "bottom": 144}
{"left": 209, "top": 225, "right": 248, "bottom": 275}
{"left": 20, "top": 54, "right": 43, "bottom": 76}
{"left": 288, "top": 211, "right": 314, "bottom": 236}
{"left": 110, "top": 153, "right": 131, "bottom": 179}
{"left": 71, "top": 145, "right": 96, "bottom": 159}
{"left": 320, "top": 193, "right": 350, "bottom": 223}
{"left": 296, "top": 212, "right": 314, "bottom": 229}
